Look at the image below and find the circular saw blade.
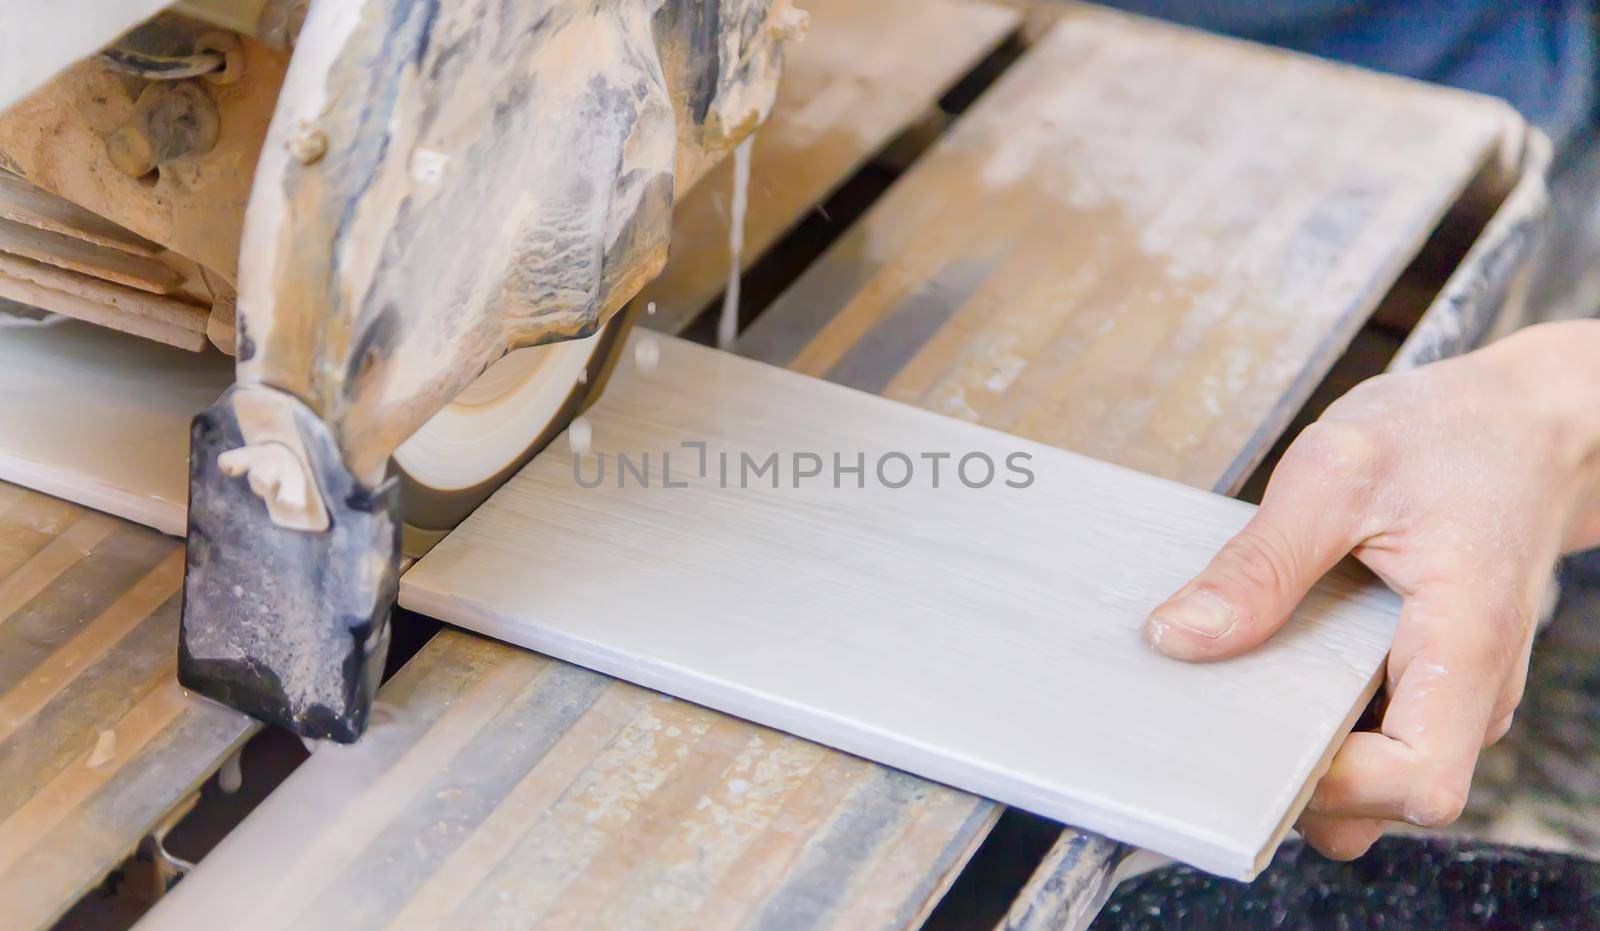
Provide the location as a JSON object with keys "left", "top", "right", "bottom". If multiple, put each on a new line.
{"left": 395, "top": 313, "right": 634, "bottom": 556}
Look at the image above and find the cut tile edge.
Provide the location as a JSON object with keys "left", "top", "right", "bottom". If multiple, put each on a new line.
{"left": 396, "top": 574, "right": 1383, "bottom": 880}
{"left": 0, "top": 451, "right": 186, "bottom": 535}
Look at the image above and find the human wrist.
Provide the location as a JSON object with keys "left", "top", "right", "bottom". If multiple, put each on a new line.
{"left": 1493, "top": 320, "right": 1600, "bottom": 549}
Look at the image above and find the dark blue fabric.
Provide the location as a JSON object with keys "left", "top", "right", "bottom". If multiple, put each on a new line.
{"left": 1100, "top": 1, "right": 1599, "bottom": 152}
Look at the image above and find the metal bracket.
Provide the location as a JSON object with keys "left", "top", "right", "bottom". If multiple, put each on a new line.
{"left": 180, "top": 384, "right": 399, "bottom": 742}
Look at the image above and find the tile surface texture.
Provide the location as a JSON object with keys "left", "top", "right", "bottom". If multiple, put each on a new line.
{"left": 401, "top": 335, "right": 1401, "bottom": 878}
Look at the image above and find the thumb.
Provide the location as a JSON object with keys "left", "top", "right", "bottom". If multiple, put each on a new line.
{"left": 1145, "top": 426, "right": 1372, "bottom": 661}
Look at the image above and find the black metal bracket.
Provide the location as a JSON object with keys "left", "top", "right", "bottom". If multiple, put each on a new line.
{"left": 179, "top": 384, "right": 399, "bottom": 743}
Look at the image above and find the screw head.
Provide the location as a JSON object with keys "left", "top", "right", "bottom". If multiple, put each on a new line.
{"left": 287, "top": 122, "right": 327, "bottom": 164}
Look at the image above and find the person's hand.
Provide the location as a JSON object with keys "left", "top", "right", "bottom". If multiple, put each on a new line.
{"left": 1144, "top": 319, "right": 1600, "bottom": 860}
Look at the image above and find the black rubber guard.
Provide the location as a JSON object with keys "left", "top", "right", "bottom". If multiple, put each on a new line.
{"left": 179, "top": 384, "right": 400, "bottom": 743}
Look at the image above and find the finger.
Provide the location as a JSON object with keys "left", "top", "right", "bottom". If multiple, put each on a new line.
{"left": 1146, "top": 423, "right": 1378, "bottom": 661}
{"left": 1306, "top": 589, "right": 1516, "bottom": 826}
{"left": 1297, "top": 812, "right": 1387, "bottom": 860}
{"left": 1490, "top": 621, "right": 1537, "bottom": 726}
{"left": 1307, "top": 731, "right": 1413, "bottom": 818}
{"left": 1485, "top": 711, "right": 1515, "bottom": 747}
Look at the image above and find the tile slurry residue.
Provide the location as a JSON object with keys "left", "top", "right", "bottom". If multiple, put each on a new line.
{"left": 763, "top": 11, "right": 1499, "bottom": 492}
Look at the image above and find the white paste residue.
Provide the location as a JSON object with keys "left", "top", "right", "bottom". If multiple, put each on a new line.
{"left": 409, "top": 148, "right": 450, "bottom": 185}
{"left": 87, "top": 730, "right": 117, "bottom": 769}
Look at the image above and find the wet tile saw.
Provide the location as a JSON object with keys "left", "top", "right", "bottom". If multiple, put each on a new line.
{"left": 0, "top": 0, "right": 803, "bottom": 741}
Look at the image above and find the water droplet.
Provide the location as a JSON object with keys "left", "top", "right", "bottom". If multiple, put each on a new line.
{"left": 635, "top": 336, "right": 660, "bottom": 373}
{"left": 568, "top": 416, "right": 592, "bottom": 454}
{"left": 219, "top": 749, "right": 244, "bottom": 793}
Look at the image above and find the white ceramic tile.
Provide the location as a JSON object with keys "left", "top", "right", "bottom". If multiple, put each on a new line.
{"left": 0, "top": 317, "right": 231, "bottom": 534}
{"left": 401, "top": 333, "right": 1399, "bottom": 878}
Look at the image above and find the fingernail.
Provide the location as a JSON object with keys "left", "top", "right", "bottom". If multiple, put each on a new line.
{"left": 1152, "top": 590, "right": 1236, "bottom": 638}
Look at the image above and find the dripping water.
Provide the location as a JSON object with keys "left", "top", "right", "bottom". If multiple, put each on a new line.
{"left": 219, "top": 747, "right": 244, "bottom": 793}
{"left": 718, "top": 135, "right": 755, "bottom": 350}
